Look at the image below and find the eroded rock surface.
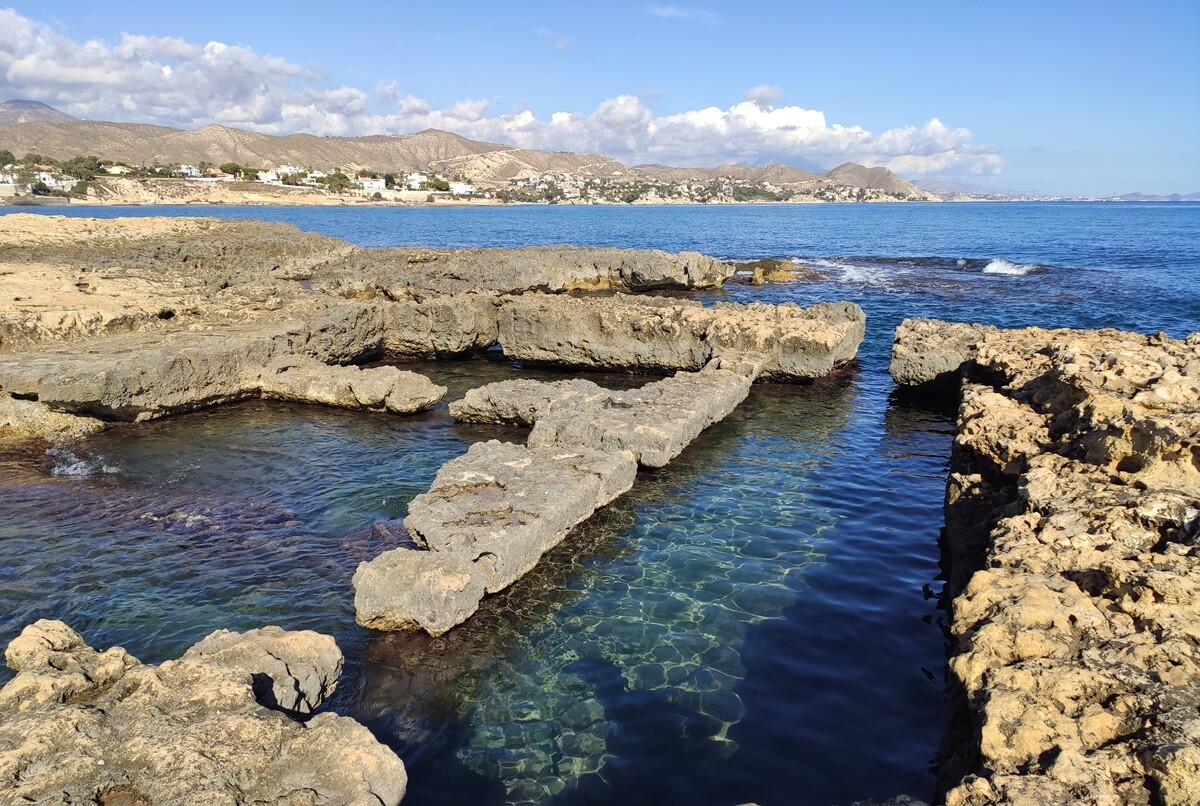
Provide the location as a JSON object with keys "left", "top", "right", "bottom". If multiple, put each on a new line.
{"left": 259, "top": 355, "right": 447, "bottom": 415}
{"left": 316, "top": 245, "right": 734, "bottom": 300}
{"left": 499, "top": 293, "right": 864, "bottom": 380}
{"left": 452, "top": 362, "right": 755, "bottom": 468}
{"left": 354, "top": 440, "right": 637, "bottom": 635}
{"left": 908, "top": 321, "right": 1200, "bottom": 804}
{"left": 0, "top": 619, "right": 407, "bottom": 805}
{"left": 889, "top": 317, "right": 998, "bottom": 388}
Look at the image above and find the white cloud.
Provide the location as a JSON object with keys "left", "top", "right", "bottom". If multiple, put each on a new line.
{"left": 0, "top": 9, "right": 1001, "bottom": 176}
{"left": 646, "top": 6, "right": 722, "bottom": 25}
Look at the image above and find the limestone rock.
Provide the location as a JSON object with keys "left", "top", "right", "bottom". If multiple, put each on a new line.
{"left": 450, "top": 378, "right": 608, "bottom": 427}
{"left": 182, "top": 625, "right": 343, "bottom": 715}
{"left": 0, "top": 395, "right": 106, "bottom": 444}
{"left": 936, "top": 322, "right": 1200, "bottom": 804}
{"left": 354, "top": 441, "right": 637, "bottom": 635}
{"left": 0, "top": 619, "right": 407, "bottom": 805}
{"left": 259, "top": 356, "right": 446, "bottom": 414}
{"left": 498, "top": 293, "right": 864, "bottom": 380}
{"left": 318, "top": 245, "right": 734, "bottom": 300}
{"left": 889, "top": 318, "right": 997, "bottom": 387}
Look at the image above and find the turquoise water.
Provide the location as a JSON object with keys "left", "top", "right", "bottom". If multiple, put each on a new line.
{"left": 1, "top": 203, "right": 1196, "bottom": 804}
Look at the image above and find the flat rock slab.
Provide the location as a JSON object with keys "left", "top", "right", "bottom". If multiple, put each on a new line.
{"left": 0, "top": 619, "right": 406, "bottom": 805}
{"left": 354, "top": 440, "right": 636, "bottom": 635}
{"left": 451, "top": 366, "right": 753, "bottom": 468}
{"left": 498, "top": 293, "right": 864, "bottom": 380}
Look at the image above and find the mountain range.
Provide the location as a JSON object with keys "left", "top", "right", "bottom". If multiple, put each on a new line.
{"left": 0, "top": 99, "right": 928, "bottom": 196}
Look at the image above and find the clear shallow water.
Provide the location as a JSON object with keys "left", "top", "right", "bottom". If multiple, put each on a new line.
{"left": 1, "top": 203, "right": 1197, "bottom": 804}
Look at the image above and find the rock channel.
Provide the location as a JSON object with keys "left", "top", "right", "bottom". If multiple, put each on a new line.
{"left": 0, "top": 619, "right": 407, "bottom": 804}
{"left": 892, "top": 318, "right": 1200, "bottom": 805}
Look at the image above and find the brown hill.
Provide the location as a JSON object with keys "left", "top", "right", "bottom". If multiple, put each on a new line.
{"left": 0, "top": 99, "right": 78, "bottom": 126}
{"left": 0, "top": 112, "right": 928, "bottom": 197}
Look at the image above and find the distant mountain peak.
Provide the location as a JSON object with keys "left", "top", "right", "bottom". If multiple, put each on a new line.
{"left": 0, "top": 99, "right": 78, "bottom": 126}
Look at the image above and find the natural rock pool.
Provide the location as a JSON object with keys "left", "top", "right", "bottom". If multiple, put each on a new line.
{"left": 2, "top": 201, "right": 1195, "bottom": 804}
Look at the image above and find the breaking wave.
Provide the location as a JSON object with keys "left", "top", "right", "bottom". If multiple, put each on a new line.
{"left": 982, "top": 258, "right": 1039, "bottom": 276}
{"left": 44, "top": 447, "right": 120, "bottom": 477}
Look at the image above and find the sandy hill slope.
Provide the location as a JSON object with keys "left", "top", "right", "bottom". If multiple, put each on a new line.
{"left": 0, "top": 99, "right": 78, "bottom": 126}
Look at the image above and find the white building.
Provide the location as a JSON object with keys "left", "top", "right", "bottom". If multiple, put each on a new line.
{"left": 177, "top": 164, "right": 200, "bottom": 178}
{"left": 356, "top": 176, "right": 386, "bottom": 191}
{"left": 449, "top": 181, "right": 475, "bottom": 196}
{"left": 259, "top": 171, "right": 280, "bottom": 184}
{"left": 406, "top": 172, "right": 429, "bottom": 190}
{"left": 277, "top": 164, "right": 304, "bottom": 176}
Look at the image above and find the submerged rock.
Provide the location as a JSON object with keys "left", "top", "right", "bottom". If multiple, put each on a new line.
{"left": 901, "top": 321, "right": 1200, "bottom": 804}
{"left": 499, "top": 293, "right": 865, "bottom": 380}
{"left": 0, "top": 619, "right": 407, "bottom": 805}
{"left": 259, "top": 355, "right": 447, "bottom": 414}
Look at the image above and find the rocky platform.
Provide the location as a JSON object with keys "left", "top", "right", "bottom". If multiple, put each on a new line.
{"left": 0, "top": 214, "right": 860, "bottom": 445}
{"left": 892, "top": 320, "right": 1200, "bottom": 805}
{"left": 354, "top": 361, "right": 757, "bottom": 635}
{"left": 499, "top": 293, "right": 865, "bottom": 381}
{"left": 0, "top": 619, "right": 407, "bottom": 805}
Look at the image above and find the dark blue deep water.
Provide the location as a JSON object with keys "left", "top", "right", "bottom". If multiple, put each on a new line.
{"left": 1, "top": 203, "right": 1197, "bottom": 804}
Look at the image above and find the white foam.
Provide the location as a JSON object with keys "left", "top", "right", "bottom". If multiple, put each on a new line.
{"left": 45, "top": 447, "right": 120, "bottom": 477}
{"left": 983, "top": 258, "right": 1038, "bottom": 276}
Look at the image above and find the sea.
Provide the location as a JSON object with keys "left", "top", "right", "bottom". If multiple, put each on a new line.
{"left": 1, "top": 202, "right": 1197, "bottom": 804}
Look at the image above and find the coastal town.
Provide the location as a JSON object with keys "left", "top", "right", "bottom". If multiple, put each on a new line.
{"left": 0, "top": 149, "right": 929, "bottom": 206}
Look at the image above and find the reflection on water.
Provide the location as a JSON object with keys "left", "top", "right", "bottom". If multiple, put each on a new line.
{"left": 359, "top": 378, "right": 851, "bottom": 803}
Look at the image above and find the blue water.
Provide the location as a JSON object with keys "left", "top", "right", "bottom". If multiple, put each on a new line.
{"left": 1, "top": 203, "right": 1197, "bottom": 804}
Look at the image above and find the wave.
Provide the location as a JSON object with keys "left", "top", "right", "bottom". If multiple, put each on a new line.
{"left": 982, "top": 258, "right": 1039, "bottom": 276}
{"left": 45, "top": 446, "right": 120, "bottom": 477}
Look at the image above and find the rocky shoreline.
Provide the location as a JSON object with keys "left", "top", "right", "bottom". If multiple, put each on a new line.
{"left": 0, "top": 214, "right": 866, "bottom": 803}
{"left": 1, "top": 213, "right": 1195, "bottom": 803}
{"left": 892, "top": 318, "right": 1200, "bottom": 804}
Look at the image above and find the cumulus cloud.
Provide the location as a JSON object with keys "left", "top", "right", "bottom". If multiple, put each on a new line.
{"left": 0, "top": 9, "right": 1001, "bottom": 176}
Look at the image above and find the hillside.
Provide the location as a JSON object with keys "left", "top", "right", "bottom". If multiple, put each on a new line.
{"left": 0, "top": 108, "right": 933, "bottom": 197}
{"left": 0, "top": 99, "right": 78, "bottom": 126}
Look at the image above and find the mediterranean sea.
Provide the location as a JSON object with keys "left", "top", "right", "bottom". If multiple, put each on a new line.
{"left": 1, "top": 202, "right": 1196, "bottom": 804}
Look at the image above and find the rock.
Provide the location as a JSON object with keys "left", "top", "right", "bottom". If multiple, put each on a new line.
{"left": 0, "top": 395, "right": 106, "bottom": 444}
{"left": 259, "top": 356, "right": 446, "bottom": 414}
{"left": 317, "top": 245, "right": 734, "bottom": 300}
{"left": 181, "top": 626, "right": 343, "bottom": 715}
{"left": 933, "top": 322, "right": 1200, "bottom": 804}
{"left": 0, "top": 619, "right": 407, "bottom": 805}
{"left": 452, "top": 364, "right": 753, "bottom": 468}
{"left": 354, "top": 440, "right": 637, "bottom": 635}
{"left": 498, "top": 293, "right": 864, "bottom": 381}
{"left": 381, "top": 293, "right": 500, "bottom": 356}
{"left": 889, "top": 318, "right": 997, "bottom": 388}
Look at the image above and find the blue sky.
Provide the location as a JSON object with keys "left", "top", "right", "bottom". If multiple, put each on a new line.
{"left": 2, "top": 1, "right": 1197, "bottom": 195}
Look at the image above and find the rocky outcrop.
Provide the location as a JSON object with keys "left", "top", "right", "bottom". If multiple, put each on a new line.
{"left": 903, "top": 321, "right": 1200, "bottom": 804}
{"left": 380, "top": 293, "right": 501, "bottom": 356}
{"left": 259, "top": 356, "right": 447, "bottom": 415}
{"left": 889, "top": 317, "right": 997, "bottom": 388}
{"left": 0, "top": 619, "right": 407, "bottom": 805}
{"left": 353, "top": 441, "right": 637, "bottom": 635}
{"left": 317, "top": 245, "right": 735, "bottom": 300}
{"left": 0, "top": 306, "right": 443, "bottom": 431}
{"left": 0, "top": 395, "right": 106, "bottom": 443}
{"left": 452, "top": 361, "right": 756, "bottom": 468}
{"left": 499, "top": 293, "right": 864, "bottom": 380}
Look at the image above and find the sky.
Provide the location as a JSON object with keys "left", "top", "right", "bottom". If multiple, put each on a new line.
{"left": 1, "top": 1, "right": 1197, "bottom": 195}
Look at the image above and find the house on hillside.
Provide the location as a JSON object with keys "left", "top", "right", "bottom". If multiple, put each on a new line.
{"left": 259, "top": 171, "right": 280, "bottom": 184}
{"left": 449, "top": 181, "right": 475, "bottom": 196}
{"left": 176, "top": 165, "right": 199, "bottom": 178}
{"left": 406, "top": 172, "right": 428, "bottom": 190}
{"left": 356, "top": 176, "right": 386, "bottom": 191}
{"left": 277, "top": 164, "right": 304, "bottom": 176}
